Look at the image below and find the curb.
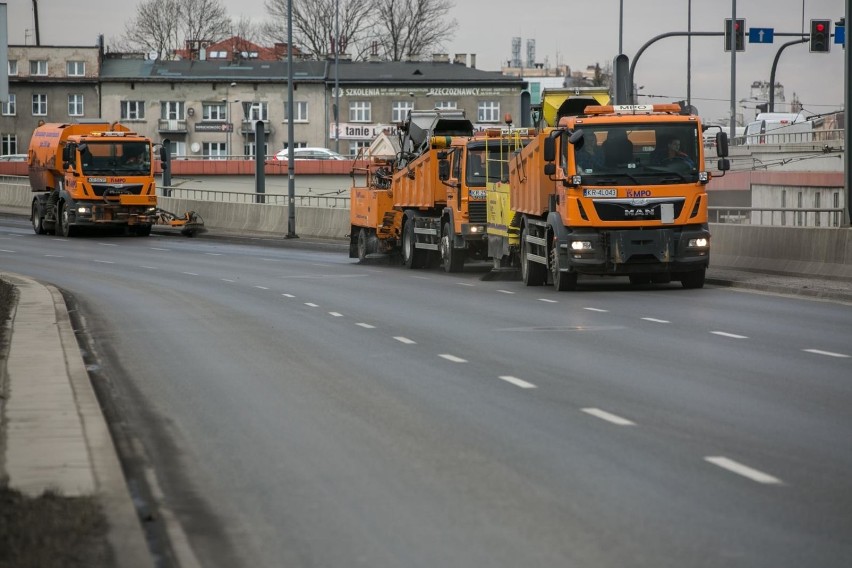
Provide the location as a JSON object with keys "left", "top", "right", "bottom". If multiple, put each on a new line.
{"left": 0, "top": 272, "right": 154, "bottom": 568}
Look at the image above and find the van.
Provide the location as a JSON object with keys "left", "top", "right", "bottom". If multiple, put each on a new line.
{"left": 744, "top": 112, "right": 815, "bottom": 144}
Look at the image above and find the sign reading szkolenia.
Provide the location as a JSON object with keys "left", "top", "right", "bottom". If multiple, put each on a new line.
{"left": 332, "top": 87, "right": 515, "bottom": 97}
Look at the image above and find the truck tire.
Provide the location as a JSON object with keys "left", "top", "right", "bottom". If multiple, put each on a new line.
{"left": 357, "top": 228, "right": 368, "bottom": 261}
{"left": 520, "top": 226, "right": 546, "bottom": 286}
{"left": 58, "top": 201, "right": 75, "bottom": 238}
{"left": 130, "top": 224, "right": 152, "bottom": 237}
{"left": 550, "top": 235, "right": 578, "bottom": 291}
{"left": 680, "top": 268, "right": 706, "bottom": 289}
{"left": 440, "top": 222, "right": 464, "bottom": 273}
{"left": 32, "top": 202, "right": 46, "bottom": 235}
{"left": 402, "top": 217, "right": 426, "bottom": 269}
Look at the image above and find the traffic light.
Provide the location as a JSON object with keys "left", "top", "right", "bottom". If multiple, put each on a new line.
{"left": 810, "top": 19, "right": 831, "bottom": 52}
{"left": 725, "top": 18, "right": 745, "bottom": 52}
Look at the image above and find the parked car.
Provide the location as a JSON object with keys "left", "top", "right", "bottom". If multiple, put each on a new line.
{"left": 0, "top": 154, "right": 27, "bottom": 162}
{"left": 274, "top": 147, "right": 346, "bottom": 161}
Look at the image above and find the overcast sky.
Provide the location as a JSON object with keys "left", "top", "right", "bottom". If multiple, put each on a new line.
{"left": 5, "top": 0, "right": 846, "bottom": 123}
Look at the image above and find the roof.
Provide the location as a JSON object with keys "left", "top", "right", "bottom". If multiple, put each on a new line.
{"left": 327, "top": 60, "right": 524, "bottom": 86}
{"left": 99, "top": 58, "right": 327, "bottom": 82}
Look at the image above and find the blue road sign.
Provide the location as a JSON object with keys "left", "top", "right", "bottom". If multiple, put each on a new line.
{"left": 749, "top": 27, "right": 774, "bottom": 43}
{"left": 835, "top": 25, "right": 845, "bottom": 45}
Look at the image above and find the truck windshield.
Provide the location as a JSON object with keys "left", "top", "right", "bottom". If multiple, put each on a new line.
{"left": 80, "top": 141, "right": 151, "bottom": 175}
{"left": 570, "top": 123, "right": 700, "bottom": 185}
{"left": 468, "top": 141, "right": 526, "bottom": 187}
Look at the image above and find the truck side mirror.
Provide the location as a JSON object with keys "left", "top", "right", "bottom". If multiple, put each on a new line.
{"left": 717, "top": 158, "right": 730, "bottom": 171}
{"left": 715, "top": 132, "right": 729, "bottom": 157}
{"left": 543, "top": 137, "right": 556, "bottom": 162}
{"left": 438, "top": 159, "right": 450, "bottom": 181}
{"left": 544, "top": 163, "right": 556, "bottom": 176}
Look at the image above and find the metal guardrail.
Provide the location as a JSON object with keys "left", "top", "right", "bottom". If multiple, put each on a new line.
{"left": 729, "top": 128, "right": 845, "bottom": 147}
{"left": 709, "top": 206, "right": 845, "bottom": 227}
{"left": 159, "top": 186, "right": 349, "bottom": 208}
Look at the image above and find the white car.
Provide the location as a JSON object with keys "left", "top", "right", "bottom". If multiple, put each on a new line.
{"left": 274, "top": 147, "right": 347, "bottom": 161}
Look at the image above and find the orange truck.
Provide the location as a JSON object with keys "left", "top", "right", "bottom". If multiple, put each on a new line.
{"left": 488, "top": 98, "right": 730, "bottom": 290}
{"left": 350, "top": 109, "right": 535, "bottom": 272}
{"left": 28, "top": 121, "right": 203, "bottom": 237}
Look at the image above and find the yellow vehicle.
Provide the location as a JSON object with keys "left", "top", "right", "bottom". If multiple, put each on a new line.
{"left": 488, "top": 97, "right": 730, "bottom": 290}
{"left": 350, "top": 109, "right": 535, "bottom": 272}
{"left": 28, "top": 121, "right": 202, "bottom": 237}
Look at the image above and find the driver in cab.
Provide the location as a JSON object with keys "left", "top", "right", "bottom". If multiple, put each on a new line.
{"left": 650, "top": 136, "right": 694, "bottom": 168}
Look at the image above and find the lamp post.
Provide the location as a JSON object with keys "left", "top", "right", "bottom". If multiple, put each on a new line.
{"left": 334, "top": 0, "right": 340, "bottom": 153}
{"left": 227, "top": 82, "right": 237, "bottom": 158}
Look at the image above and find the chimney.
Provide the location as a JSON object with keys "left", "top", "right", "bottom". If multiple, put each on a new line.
{"left": 432, "top": 53, "right": 449, "bottom": 63}
{"left": 470, "top": 54, "right": 476, "bottom": 68}
{"left": 453, "top": 53, "right": 467, "bottom": 65}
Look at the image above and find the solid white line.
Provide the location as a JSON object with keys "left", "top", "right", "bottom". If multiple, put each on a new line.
{"left": 539, "top": 298, "right": 558, "bottom": 303}
{"left": 282, "top": 293, "right": 295, "bottom": 298}
{"left": 356, "top": 323, "right": 375, "bottom": 329}
{"left": 44, "top": 254, "right": 64, "bottom": 258}
{"left": 439, "top": 354, "right": 467, "bottom": 363}
{"left": 497, "top": 289, "right": 515, "bottom": 294}
{"left": 711, "top": 331, "right": 748, "bottom": 339}
{"left": 140, "top": 266, "right": 158, "bottom": 270}
{"left": 94, "top": 260, "right": 115, "bottom": 264}
{"left": 498, "top": 375, "right": 537, "bottom": 389}
{"left": 150, "top": 247, "right": 169, "bottom": 251}
{"left": 181, "top": 271, "right": 198, "bottom": 276}
{"left": 304, "top": 302, "right": 318, "bottom": 307}
{"left": 705, "top": 456, "right": 783, "bottom": 485}
{"left": 394, "top": 336, "right": 416, "bottom": 344}
{"left": 221, "top": 278, "right": 235, "bottom": 282}
{"left": 584, "top": 307, "right": 608, "bottom": 312}
{"left": 0, "top": 249, "right": 16, "bottom": 253}
{"left": 329, "top": 312, "right": 343, "bottom": 317}
{"left": 803, "top": 348, "right": 850, "bottom": 358}
{"left": 254, "top": 286, "right": 269, "bottom": 290}
{"left": 582, "top": 408, "right": 636, "bottom": 426}
{"left": 642, "top": 317, "right": 670, "bottom": 323}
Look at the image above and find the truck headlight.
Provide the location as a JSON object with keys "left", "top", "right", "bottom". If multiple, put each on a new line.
{"left": 77, "top": 206, "right": 91, "bottom": 214}
{"left": 688, "top": 237, "right": 708, "bottom": 248}
{"left": 571, "top": 240, "right": 592, "bottom": 251}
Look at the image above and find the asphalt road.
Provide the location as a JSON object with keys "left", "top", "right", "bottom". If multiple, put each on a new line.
{"left": 1, "top": 216, "right": 851, "bottom": 568}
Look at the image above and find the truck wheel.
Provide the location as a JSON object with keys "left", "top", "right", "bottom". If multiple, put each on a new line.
{"left": 402, "top": 217, "right": 426, "bottom": 269}
{"left": 58, "top": 202, "right": 75, "bottom": 238}
{"left": 32, "top": 202, "right": 46, "bottom": 235}
{"left": 550, "top": 236, "right": 577, "bottom": 291}
{"left": 440, "top": 222, "right": 464, "bottom": 273}
{"left": 520, "top": 227, "right": 546, "bottom": 286}
{"left": 132, "top": 224, "right": 152, "bottom": 237}
{"left": 357, "top": 228, "right": 368, "bottom": 261}
{"left": 681, "top": 268, "right": 706, "bottom": 289}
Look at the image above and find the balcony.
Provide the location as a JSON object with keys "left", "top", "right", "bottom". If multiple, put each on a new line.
{"left": 158, "top": 119, "right": 188, "bottom": 133}
{"left": 239, "top": 120, "right": 273, "bottom": 135}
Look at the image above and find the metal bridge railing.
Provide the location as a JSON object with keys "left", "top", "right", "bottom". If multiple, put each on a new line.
{"left": 709, "top": 206, "right": 845, "bottom": 228}
{"left": 158, "top": 186, "right": 349, "bottom": 208}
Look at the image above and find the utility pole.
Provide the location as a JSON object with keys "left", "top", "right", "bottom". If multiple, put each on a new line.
{"left": 729, "top": 0, "right": 737, "bottom": 142}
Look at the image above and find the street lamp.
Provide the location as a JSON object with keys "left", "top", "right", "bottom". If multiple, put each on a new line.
{"left": 227, "top": 82, "right": 237, "bottom": 158}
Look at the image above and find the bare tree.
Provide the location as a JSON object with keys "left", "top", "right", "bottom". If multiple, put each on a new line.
{"left": 120, "top": 0, "right": 232, "bottom": 59}
{"left": 373, "top": 0, "right": 457, "bottom": 61}
{"left": 261, "top": 0, "right": 377, "bottom": 60}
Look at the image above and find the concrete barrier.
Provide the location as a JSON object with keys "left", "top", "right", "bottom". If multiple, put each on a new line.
{"left": 2, "top": 179, "right": 849, "bottom": 279}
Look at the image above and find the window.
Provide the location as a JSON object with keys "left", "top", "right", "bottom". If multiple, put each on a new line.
{"left": 478, "top": 101, "right": 500, "bottom": 123}
{"left": 434, "top": 100, "right": 457, "bottom": 110}
{"left": 1, "top": 94, "right": 16, "bottom": 116}
{"left": 244, "top": 142, "right": 269, "bottom": 158}
{"left": 247, "top": 102, "right": 268, "bottom": 121}
{"left": 7, "top": 60, "right": 17, "bottom": 76}
{"left": 66, "top": 61, "right": 86, "bottom": 76}
{"left": 29, "top": 60, "right": 48, "bottom": 76}
{"left": 68, "top": 94, "right": 84, "bottom": 116}
{"left": 348, "top": 141, "right": 370, "bottom": 158}
{"left": 284, "top": 101, "right": 308, "bottom": 122}
{"left": 166, "top": 140, "right": 186, "bottom": 159}
{"left": 203, "top": 142, "right": 227, "bottom": 159}
{"left": 1, "top": 134, "right": 17, "bottom": 155}
{"left": 281, "top": 141, "right": 308, "bottom": 150}
{"left": 391, "top": 101, "right": 414, "bottom": 123}
{"left": 32, "top": 94, "right": 47, "bottom": 116}
{"left": 203, "top": 102, "right": 227, "bottom": 121}
{"left": 161, "top": 101, "right": 185, "bottom": 120}
{"left": 121, "top": 100, "right": 146, "bottom": 120}
{"left": 349, "top": 101, "right": 371, "bottom": 122}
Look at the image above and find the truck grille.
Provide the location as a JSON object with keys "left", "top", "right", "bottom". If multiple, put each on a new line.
{"left": 91, "top": 184, "right": 145, "bottom": 197}
{"left": 592, "top": 198, "right": 685, "bottom": 221}
{"left": 469, "top": 201, "right": 487, "bottom": 223}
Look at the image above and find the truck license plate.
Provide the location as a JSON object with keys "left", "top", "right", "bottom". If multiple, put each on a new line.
{"left": 584, "top": 189, "right": 617, "bottom": 197}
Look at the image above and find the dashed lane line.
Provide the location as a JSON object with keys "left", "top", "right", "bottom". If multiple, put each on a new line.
{"left": 705, "top": 456, "right": 783, "bottom": 485}
{"left": 581, "top": 408, "right": 636, "bottom": 426}
{"left": 181, "top": 271, "right": 198, "bottom": 276}
{"left": 356, "top": 323, "right": 376, "bottom": 329}
{"left": 711, "top": 331, "right": 749, "bottom": 339}
{"left": 254, "top": 286, "right": 269, "bottom": 290}
{"left": 438, "top": 354, "right": 467, "bottom": 363}
{"left": 539, "top": 298, "right": 558, "bottom": 303}
{"left": 282, "top": 293, "right": 295, "bottom": 298}
{"left": 497, "top": 290, "right": 515, "bottom": 294}
{"left": 498, "top": 376, "right": 537, "bottom": 389}
{"left": 329, "top": 312, "right": 343, "bottom": 317}
{"left": 642, "top": 317, "right": 670, "bottom": 323}
{"left": 584, "top": 307, "right": 608, "bottom": 313}
{"left": 221, "top": 278, "right": 235, "bottom": 282}
{"left": 803, "top": 348, "right": 849, "bottom": 358}
{"left": 394, "top": 336, "right": 416, "bottom": 345}
{"left": 304, "top": 303, "right": 318, "bottom": 307}
{"left": 94, "top": 260, "right": 115, "bottom": 264}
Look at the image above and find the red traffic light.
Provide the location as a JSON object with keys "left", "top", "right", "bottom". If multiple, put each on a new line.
{"left": 815, "top": 23, "right": 825, "bottom": 32}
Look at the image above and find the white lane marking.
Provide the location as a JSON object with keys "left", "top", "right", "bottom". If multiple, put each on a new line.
{"left": 356, "top": 323, "right": 375, "bottom": 329}
{"left": 439, "top": 354, "right": 467, "bottom": 363}
{"left": 182, "top": 271, "right": 198, "bottom": 276}
{"left": 412, "top": 276, "right": 431, "bottom": 280}
{"left": 254, "top": 286, "right": 269, "bottom": 290}
{"left": 94, "top": 260, "right": 115, "bottom": 264}
{"left": 261, "top": 258, "right": 279, "bottom": 262}
{"left": 150, "top": 247, "right": 169, "bottom": 251}
{"left": 204, "top": 252, "right": 222, "bottom": 256}
{"left": 221, "top": 278, "right": 235, "bottom": 282}
{"left": 304, "top": 302, "right": 318, "bottom": 307}
{"left": 52, "top": 238, "right": 68, "bottom": 242}
{"left": 803, "top": 348, "right": 850, "bottom": 358}
{"left": 642, "top": 317, "right": 670, "bottom": 324}
{"left": 456, "top": 282, "right": 475, "bottom": 287}
{"left": 539, "top": 298, "right": 558, "bottom": 303}
{"left": 498, "top": 375, "right": 537, "bottom": 389}
{"left": 711, "top": 331, "right": 748, "bottom": 339}
{"left": 582, "top": 408, "right": 636, "bottom": 426}
{"left": 394, "top": 336, "right": 416, "bottom": 344}
{"left": 140, "top": 266, "right": 158, "bottom": 270}
{"left": 44, "top": 255, "right": 64, "bottom": 258}
{"left": 329, "top": 312, "right": 343, "bottom": 317}
{"left": 584, "top": 307, "right": 608, "bottom": 313}
{"left": 705, "top": 456, "right": 783, "bottom": 485}
{"left": 497, "top": 289, "right": 515, "bottom": 294}
{"left": 0, "top": 249, "right": 16, "bottom": 253}
{"left": 282, "top": 293, "right": 295, "bottom": 298}
{"left": 98, "top": 242, "right": 118, "bottom": 247}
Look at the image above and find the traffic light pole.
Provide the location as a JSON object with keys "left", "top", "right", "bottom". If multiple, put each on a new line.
{"left": 768, "top": 38, "right": 809, "bottom": 112}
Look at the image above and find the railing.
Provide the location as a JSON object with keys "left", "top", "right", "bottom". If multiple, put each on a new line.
{"left": 159, "top": 186, "right": 349, "bottom": 208}
{"left": 709, "top": 206, "right": 846, "bottom": 228}
{"left": 158, "top": 119, "right": 188, "bottom": 133}
{"left": 729, "top": 128, "right": 845, "bottom": 147}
